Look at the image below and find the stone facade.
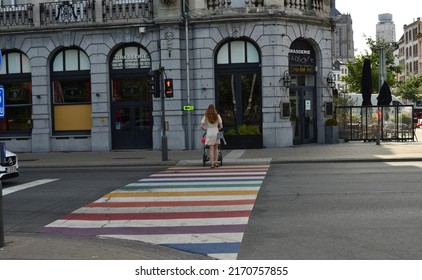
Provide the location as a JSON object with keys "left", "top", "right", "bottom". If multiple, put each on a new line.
{"left": 0, "top": 0, "right": 335, "bottom": 152}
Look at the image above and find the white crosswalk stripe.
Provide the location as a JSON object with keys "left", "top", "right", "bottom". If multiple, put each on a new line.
{"left": 2, "top": 179, "right": 59, "bottom": 196}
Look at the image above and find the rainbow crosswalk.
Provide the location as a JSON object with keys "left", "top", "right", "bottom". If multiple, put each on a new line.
{"left": 41, "top": 165, "right": 270, "bottom": 259}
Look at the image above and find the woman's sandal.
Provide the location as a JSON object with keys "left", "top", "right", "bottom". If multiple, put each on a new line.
{"left": 210, "top": 164, "right": 215, "bottom": 168}
{"left": 214, "top": 163, "right": 220, "bottom": 167}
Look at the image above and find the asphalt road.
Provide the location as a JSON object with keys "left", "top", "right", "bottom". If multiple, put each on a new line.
{"left": 2, "top": 166, "right": 164, "bottom": 233}
{"left": 238, "top": 161, "right": 422, "bottom": 259}
{"left": 3, "top": 162, "right": 422, "bottom": 260}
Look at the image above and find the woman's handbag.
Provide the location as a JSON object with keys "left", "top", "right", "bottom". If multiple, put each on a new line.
{"left": 217, "top": 132, "right": 223, "bottom": 139}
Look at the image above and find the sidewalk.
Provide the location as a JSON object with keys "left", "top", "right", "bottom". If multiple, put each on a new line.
{"left": 17, "top": 130, "right": 422, "bottom": 169}
{"left": 2, "top": 130, "right": 422, "bottom": 260}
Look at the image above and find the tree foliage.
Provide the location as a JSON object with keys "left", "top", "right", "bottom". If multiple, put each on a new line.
{"left": 343, "top": 37, "right": 399, "bottom": 93}
{"left": 394, "top": 75, "right": 422, "bottom": 102}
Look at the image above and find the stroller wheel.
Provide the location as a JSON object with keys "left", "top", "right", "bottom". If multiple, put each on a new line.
{"left": 218, "top": 150, "right": 223, "bottom": 166}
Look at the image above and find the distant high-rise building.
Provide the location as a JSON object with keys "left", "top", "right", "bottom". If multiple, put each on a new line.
{"left": 376, "top": 13, "right": 396, "bottom": 44}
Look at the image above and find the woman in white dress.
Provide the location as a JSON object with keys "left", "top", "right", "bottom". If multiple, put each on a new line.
{"left": 200, "top": 104, "right": 223, "bottom": 168}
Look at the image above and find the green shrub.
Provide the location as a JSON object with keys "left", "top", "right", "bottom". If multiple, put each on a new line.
{"left": 238, "top": 124, "right": 260, "bottom": 135}
{"left": 226, "top": 129, "right": 237, "bottom": 136}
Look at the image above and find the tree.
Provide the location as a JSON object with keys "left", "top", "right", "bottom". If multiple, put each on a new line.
{"left": 343, "top": 37, "right": 399, "bottom": 93}
{"left": 394, "top": 75, "right": 422, "bottom": 102}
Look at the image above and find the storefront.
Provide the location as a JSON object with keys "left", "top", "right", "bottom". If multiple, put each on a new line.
{"left": 109, "top": 44, "right": 153, "bottom": 149}
{"left": 288, "top": 39, "right": 318, "bottom": 145}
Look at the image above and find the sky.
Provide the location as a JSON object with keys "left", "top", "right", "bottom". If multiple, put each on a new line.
{"left": 335, "top": 0, "right": 421, "bottom": 55}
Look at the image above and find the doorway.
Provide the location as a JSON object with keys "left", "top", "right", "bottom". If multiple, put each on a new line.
{"left": 110, "top": 76, "right": 153, "bottom": 149}
{"left": 111, "top": 103, "right": 152, "bottom": 149}
{"left": 290, "top": 87, "right": 316, "bottom": 144}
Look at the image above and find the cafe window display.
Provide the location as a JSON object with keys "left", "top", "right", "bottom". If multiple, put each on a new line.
{"left": 0, "top": 51, "right": 32, "bottom": 136}
{"left": 51, "top": 48, "right": 92, "bottom": 134}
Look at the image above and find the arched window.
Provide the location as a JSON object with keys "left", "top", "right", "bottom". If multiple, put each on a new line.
{"left": 216, "top": 40, "right": 259, "bottom": 64}
{"left": 51, "top": 48, "right": 91, "bottom": 134}
{"left": 0, "top": 50, "right": 32, "bottom": 136}
{"left": 215, "top": 39, "right": 263, "bottom": 148}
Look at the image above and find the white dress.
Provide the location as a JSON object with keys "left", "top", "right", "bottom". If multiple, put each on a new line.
{"left": 201, "top": 114, "right": 222, "bottom": 145}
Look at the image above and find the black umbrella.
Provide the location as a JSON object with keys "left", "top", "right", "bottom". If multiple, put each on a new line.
{"left": 377, "top": 81, "right": 392, "bottom": 106}
{"left": 361, "top": 58, "right": 372, "bottom": 106}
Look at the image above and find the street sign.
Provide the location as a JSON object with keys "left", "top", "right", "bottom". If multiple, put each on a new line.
{"left": 0, "top": 86, "right": 5, "bottom": 118}
{"left": 183, "top": 105, "right": 194, "bottom": 111}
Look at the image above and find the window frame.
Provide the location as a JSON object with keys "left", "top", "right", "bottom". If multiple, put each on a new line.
{"left": 50, "top": 48, "right": 92, "bottom": 135}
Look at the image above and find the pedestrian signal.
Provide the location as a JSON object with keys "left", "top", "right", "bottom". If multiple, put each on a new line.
{"left": 164, "top": 79, "right": 174, "bottom": 98}
{"left": 147, "top": 70, "right": 160, "bottom": 98}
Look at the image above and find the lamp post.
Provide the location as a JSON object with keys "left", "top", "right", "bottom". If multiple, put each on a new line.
{"left": 327, "top": 72, "right": 335, "bottom": 89}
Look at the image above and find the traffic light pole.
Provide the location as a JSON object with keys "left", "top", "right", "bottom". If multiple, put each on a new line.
{"left": 159, "top": 67, "right": 168, "bottom": 161}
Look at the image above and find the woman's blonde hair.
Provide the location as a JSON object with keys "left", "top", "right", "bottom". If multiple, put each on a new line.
{"left": 205, "top": 104, "right": 218, "bottom": 124}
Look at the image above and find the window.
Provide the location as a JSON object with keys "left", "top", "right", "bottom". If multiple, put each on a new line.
{"left": 51, "top": 48, "right": 91, "bottom": 134}
{"left": 215, "top": 39, "right": 262, "bottom": 140}
{"left": 216, "top": 40, "right": 259, "bottom": 65}
{"left": 0, "top": 51, "right": 32, "bottom": 136}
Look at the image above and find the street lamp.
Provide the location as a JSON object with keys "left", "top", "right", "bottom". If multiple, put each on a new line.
{"left": 281, "top": 70, "right": 291, "bottom": 88}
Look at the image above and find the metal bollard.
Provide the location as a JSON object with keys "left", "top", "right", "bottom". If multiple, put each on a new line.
{"left": 0, "top": 142, "right": 4, "bottom": 247}
{"left": 0, "top": 142, "right": 5, "bottom": 165}
{"left": 0, "top": 180, "right": 4, "bottom": 248}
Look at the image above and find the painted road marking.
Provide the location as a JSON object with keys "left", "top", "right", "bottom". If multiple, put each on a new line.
{"left": 2, "top": 179, "right": 59, "bottom": 196}
{"left": 41, "top": 165, "right": 270, "bottom": 260}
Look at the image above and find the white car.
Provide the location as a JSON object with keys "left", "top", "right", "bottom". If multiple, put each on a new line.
{"left": 0, "top": 150, "right": 19, "bottom": 180}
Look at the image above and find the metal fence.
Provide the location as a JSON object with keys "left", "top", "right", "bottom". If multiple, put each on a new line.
{"left": 336, "top": 105, "right": 415, "bottom": 142}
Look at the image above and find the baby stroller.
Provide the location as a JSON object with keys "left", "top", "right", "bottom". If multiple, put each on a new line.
{"left": 202, "top": 132, "right": 226, "bottom": 167}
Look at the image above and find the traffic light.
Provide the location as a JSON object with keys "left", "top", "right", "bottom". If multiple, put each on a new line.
{"left": 147, "top": 70, "right": 160, "bottom": 98}
{"left": 164, "top": 78, "right": 174, "bottom": 98}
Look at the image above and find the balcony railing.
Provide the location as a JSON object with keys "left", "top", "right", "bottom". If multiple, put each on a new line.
{"left": 0, "top": 4, "right": 34, "bottom": 27}
{"left": 40, "top": 0, "right": 96, "bottom": 25}
{"left": 102, "top": 0, "right": 153, "bottom": 22}
{"left": 207, "top": 0, "right": 264, "bottom": 10}
{"left": 206, "top": 0, "right": 326, "bottom": 13}
{"left": 284, "top": 0, "right": 325, "bottom": 12}
{"left": 1, "top": 0, "right": 328, "bottom": 30}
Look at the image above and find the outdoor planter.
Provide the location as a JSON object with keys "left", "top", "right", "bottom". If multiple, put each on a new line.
{"left": 325, "top": 118, "right": 339, "bottom": 144}
{"left": 222, "top": 125, "right": 263, "bottom": 149}
{"left": 223, "top": 134, "right": 263, "bottom": 149}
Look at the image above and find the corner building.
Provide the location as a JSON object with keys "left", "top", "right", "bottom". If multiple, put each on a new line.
{"left": 0, "top": 0, "right": 335, "bottom": 152}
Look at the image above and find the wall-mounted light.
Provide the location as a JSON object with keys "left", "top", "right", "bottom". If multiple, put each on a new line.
{"left": 281, "top": 70, "right": 291, "bottom": 88}
{"left": 327, "top": 72, "right": 335, "bottom": 89}
{"left": 36, "top": 95, "right": 41, "bottom": 99}
{"left": 139, "top": 27, "right": 146, "bottom": 34}
{"left": 96, "top": 93, "right": 100, "bottom": 97}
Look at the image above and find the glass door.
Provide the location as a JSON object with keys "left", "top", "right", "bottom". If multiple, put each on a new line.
{"left": 290, "top": 87, "right": 316, "bottom": 144}
{"left": 217, "top": 72, "right": 262, "bottom": 132}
